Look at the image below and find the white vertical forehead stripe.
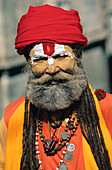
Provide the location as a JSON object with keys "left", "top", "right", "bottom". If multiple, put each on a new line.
{"left": 52, "top": 44, "right": 73, "bottom": 59}
{"left": 34, "top": 43, "right": 48, "bottom": 57}
{"left": 31, "top": 43, "right": 47, "bottom": 64}
{"left": 31, "top": 43, "right": 73, "bottom": 65}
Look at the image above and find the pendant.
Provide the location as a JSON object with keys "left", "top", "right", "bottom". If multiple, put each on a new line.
{"left": 67, "top": 144, "right": 75, "bottom": 152}
{"left": 59, "top": 163, "right": 68, "bottom": 170}
{"left": 64, "top": 152, "right": 73, "bottom": 161}
{"left": 51, "top": 121, "right": 62, "bottom": 129}
{"left": 61, "top": 131, "right": 68, "bottom": 140}
{"left": 51, "top": 122, "right": 57, "bottom": 129}
{"left": 53, "top": 135, "right": 58, "bottom": 143}
{"left": 43, "top": 139, "right": 55, "bottom": 152}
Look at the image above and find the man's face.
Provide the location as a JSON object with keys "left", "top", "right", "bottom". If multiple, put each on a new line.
{"left": 26, "top": 43, "right": 87, "bottom": 111}
{"left": 29, "top": 43, "right": 75, "bottom": 77}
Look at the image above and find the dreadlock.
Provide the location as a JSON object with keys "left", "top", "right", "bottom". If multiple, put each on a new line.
{"left": 20, "top": 44, "right": 112, "bottom": 169}
{"left": 20, "top": 99, "right": 38, "bottom": 170}
{"left": 77, "top": 84, "right": 111, "bottom": 170}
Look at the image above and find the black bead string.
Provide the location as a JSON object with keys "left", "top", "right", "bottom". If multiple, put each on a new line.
{"left": 37, "top": 113, "right": 79, "bottom": 155}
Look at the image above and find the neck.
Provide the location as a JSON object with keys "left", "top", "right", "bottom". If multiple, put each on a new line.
{"left": 40, "top": 105, "right": 76, "bottom": 122}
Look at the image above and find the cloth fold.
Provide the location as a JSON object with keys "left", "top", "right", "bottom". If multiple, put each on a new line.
{"left": 15, "top": 4, "right": 88, "bottom": 55}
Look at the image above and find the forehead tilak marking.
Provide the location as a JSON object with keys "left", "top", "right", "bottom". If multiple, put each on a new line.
{"left": 43, "top": 43, "right": 55, "bottom": 56}
{"left": 31, "top": 43, "right": 73, "bottom": 65}
{"left": 42, "top": 43, "right": 55, "bottom": 65}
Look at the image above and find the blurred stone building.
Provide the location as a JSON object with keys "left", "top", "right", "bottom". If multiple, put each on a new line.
{"left": 0, "top": 0, "right": 112, "bottom": 118}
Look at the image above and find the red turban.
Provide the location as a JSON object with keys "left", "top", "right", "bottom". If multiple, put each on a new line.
{"left": 15, "top": 4, "right": 88, "bottom": 55}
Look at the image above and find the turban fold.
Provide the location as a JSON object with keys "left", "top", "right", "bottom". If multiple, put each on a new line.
{"left": 15, "top": 4, "right": 88, "bottom": 55}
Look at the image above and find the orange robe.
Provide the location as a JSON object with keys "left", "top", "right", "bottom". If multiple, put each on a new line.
{"left": 0, "top": 89, "right": 112, "bottom": 170}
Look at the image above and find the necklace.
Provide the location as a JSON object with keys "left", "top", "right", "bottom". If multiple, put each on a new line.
{"left": 35, "top": 122, "right": 43, "bottom": 170}
{"left": 48, "top": 119, "right": 61, "bottom": 140}
{"left": 35, "top": 113, "right": 79, "bottom": 169}
{"left": 39, "top": 113, "right": 79, "bottom": 154}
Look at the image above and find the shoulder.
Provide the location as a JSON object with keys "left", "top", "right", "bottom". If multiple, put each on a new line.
{"left": 97, "top": 92, "right": 112, "bottom": 112}
{"left": 95, "top": 89, "right": 112, "bottom": 138}
{"left": 98, "top": 92, "right": 112, "bottom": 122}
{"left": 4, "top": 96, "right": 25, "bottom": 128}
{"left": 94, "top": 88, "right": 112, "bottom": 111}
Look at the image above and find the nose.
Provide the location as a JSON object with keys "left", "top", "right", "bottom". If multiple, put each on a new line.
{"left": 46, "top": 65, "right": 60, "bottom": 75}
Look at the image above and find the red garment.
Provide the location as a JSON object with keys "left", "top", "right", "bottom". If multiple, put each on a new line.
{"left": 15, "top": 4, "right": 88, "bottom": 55}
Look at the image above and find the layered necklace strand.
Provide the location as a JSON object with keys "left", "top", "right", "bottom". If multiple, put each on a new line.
{"left": 35, "top": 113, "right": 79, "bottom": 170}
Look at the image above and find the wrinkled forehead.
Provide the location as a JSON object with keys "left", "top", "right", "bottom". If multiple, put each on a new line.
{"left": 31, "top": 43, "right": 73, "bottom": 57}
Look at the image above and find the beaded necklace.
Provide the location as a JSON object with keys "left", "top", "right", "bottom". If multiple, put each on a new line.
{"left": 35, "top": 113, "right": 79, "bottom": 169}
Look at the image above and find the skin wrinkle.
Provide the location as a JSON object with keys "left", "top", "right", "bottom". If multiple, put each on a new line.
{"left": 29, "top": 44, "right": 75, "bottom": 76}
{"left": 26, "top": 55, "right": 88, "bottom": 111}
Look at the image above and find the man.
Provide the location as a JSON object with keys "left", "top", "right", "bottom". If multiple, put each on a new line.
{"left": 0, "top": 4, "right": 112, "bottom": 170}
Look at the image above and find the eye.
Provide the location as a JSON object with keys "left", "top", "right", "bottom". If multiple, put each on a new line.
{"left": 33, "top": 57, "right": 48, "bottom": 63}
{"left": 54, "top": 54, "right": 68, "bottom": 59}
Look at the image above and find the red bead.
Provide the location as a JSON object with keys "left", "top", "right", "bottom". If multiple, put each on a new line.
{"left": 53, "top": 136, "right": 58, "bottom": 142}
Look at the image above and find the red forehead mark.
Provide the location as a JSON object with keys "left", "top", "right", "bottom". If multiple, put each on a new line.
{"left": 42, "top": 43, "right": 55, "bottom": 56}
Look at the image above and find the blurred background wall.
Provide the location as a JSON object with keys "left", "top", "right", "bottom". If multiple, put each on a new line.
{"left": 0, "top": 0, "right": 112, "bottom": 119}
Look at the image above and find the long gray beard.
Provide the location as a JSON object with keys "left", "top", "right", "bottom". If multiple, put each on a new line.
{"left": 26, "top": 59, "right": 88, "bottom": 111}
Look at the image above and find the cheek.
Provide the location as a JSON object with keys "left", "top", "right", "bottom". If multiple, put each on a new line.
{"left": 56, "top": 58, "right": 75, "bottom": 71}
{"left": 31, "top": 61, "right": 48, "bottom": 76}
